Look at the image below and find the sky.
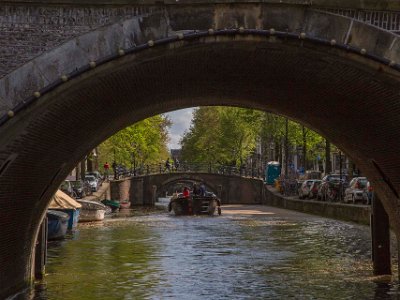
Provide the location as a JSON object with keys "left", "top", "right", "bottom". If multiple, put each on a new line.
{"left": 165, "top": 108, "right": 195, "bottom": 149}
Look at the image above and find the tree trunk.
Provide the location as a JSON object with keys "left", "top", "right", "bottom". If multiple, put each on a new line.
{"left": 348, "top": 159, "right": 354, "bottom": 180}
{"left": 277, "top": 139, "right": 282, "bottom": 164}
{"left": 75, "top": 163, "right": 80, "bottom": 181}
{"left": 80, "top": 160, "right": 86, "bottom": 181}
{"left": 325, "top": 139, "right": 331, "bottom": 174}
{"left": 87, "top": 153, "right": 93, "bottom": 172}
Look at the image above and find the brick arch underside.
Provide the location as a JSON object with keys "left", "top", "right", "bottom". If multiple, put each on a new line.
{"left": 2, "top": 34, "right": 400, "bottom": 299}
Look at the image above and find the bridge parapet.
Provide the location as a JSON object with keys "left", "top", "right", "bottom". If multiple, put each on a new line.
{"left": 111, "top": 170, "right": 265, "bottom": 205}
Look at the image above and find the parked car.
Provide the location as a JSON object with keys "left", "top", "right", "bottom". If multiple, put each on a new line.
{"left": 298, "top": 180, "right": 317, "bottom": 199}
{"left": 301, "top": 170, "right": 322, "bottom": 180}
{"left": 60, "top": 180, "right": 75, "bottom": 198}
{"left": 344, "top": 177, "right": 369, "bottom": 204}
{"left": 85, "top": 175, "right": 99, "bottom": 192}
{"left": 70, "top": 180, "right": 92, "bottom": 198}
{"left": 308, "top": 180, "right": 322, "bottom": 199}
{"left": 317, "top": 174, "right": 348, "bottom": 201}
{"left": 86, "top": 171, "right": 103, "bottom": 184}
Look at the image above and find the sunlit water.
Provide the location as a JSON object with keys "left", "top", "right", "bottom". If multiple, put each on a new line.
{"left": 21, "top": 205, "right": 400, "bottom": 299}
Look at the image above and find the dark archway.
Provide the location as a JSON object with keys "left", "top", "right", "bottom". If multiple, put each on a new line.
{"left": 1, "top": 5, "right": 400, "bottom": 298}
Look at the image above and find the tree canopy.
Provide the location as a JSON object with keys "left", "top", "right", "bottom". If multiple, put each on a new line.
{"left": 180, "top": 106, "right": 334, "bottom": 170}
{"left": 97, "top": 115, "right": 171, "bottom": 170}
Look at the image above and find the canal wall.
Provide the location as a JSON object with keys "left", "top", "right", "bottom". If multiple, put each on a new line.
{"left": 263, "top": 185, "right": 371, "bottom": 225}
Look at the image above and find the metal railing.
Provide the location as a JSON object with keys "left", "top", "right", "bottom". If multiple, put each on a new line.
{"left": 320, "top": 8, "right": 400, "bottom": 34}
{"left": 114, "top": 162, "right": 264, "bottom": 180}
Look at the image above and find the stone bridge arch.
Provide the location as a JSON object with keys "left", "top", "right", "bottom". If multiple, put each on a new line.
{"left": 158, "top": 174, "right": 220, "bottom": 197}
{"left": 132, "top": 173, "right": 263, "bottom": 204}
{"left": 2, "top": 2, "right": 400, "bottom": 297}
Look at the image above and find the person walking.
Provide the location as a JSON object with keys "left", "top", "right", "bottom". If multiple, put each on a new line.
{"left": 174, "top": 157, "right": 180, "bottom": 171}
{"left": 165, "top": 158, "right": 171, "bottom": 172}
{"left": 103, "top": 162, "right": 110, "bottom": 181}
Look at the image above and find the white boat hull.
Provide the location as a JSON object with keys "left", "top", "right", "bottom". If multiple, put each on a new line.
{"left": 78, "top": 209, "right": 105, "bottom": 222}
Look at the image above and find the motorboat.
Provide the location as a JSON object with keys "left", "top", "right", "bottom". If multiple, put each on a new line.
{"left": 120, "top": 200, "right": 131, "bottom": 209}
{"left": 48, "top": 190, "right": 81, "bottom": 230}
{"left": 101, "top": 199, "right": 120, "bottom": 212}
{"left": 77, "top": 199, "right": 106, "bottom": 222}
{"left": 168, "top": 192, "right": 221, "bottom": 216}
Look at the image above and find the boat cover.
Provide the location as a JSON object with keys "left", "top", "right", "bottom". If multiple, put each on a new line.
{"left": 77, "top": 199, "right": 106, "bottom": 211}
{"left": 49, "top": 190, "right": 82, "bottom": 209}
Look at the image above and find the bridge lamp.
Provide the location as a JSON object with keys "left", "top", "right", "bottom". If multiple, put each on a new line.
{"left": 118, "top": 49, "right": 125, "bottom": 56}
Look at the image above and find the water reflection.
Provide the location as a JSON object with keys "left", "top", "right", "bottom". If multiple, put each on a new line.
{"left": 20, "top": 206, "right": 400, "bottom": 299}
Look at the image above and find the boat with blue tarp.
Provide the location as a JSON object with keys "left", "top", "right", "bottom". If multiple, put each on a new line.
{"left": 48, "top": 190, "right": 82, "bottom": 230}
{"left": 47, "top": 210, "right": 70, "bottom": 240}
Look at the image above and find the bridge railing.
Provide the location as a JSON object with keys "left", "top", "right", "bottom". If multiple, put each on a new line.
{"left": 122, "top": 162, "right": 264, "bottom": 180}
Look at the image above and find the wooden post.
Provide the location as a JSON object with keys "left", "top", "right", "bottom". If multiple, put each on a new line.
{"left": 35, "top": 217, "right": 47, "bottom": 280}
{"left": 371, "top": 195, "right": 391, "bottom": 275}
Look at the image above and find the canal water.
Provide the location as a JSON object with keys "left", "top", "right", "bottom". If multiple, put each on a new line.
{"left": 24, "top": 205, "right": 400, "bottom": 299}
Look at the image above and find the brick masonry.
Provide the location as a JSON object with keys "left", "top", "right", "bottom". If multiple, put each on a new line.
{"left": 0, "top": 4, "right": 157, "bottom": 77}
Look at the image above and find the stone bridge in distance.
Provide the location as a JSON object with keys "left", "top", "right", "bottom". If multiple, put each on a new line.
{"left": 111, "top": 172, "right": 265, "bottom": 205}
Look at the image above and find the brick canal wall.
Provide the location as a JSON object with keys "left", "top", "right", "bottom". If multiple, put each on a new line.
{"left": 263, "top": 185, "right": 371, "bottom": 225}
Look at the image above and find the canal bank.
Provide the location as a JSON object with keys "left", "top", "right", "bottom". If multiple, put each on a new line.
{"left": 264, "top": 185, "right": 371, "bottom": 225}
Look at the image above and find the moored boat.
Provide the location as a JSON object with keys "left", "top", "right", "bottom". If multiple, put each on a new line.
{"left": 47, "top": 210, "right": 70, "bottom": 240}
{"left": 120, "top": 200, "right": 131, "bottom": 209}
{"left": 48, "top": 190, "right": 82, "bottom": 230}
{"left": 169, "top": 193, "right": 221, "bottom": 216}
{"left": 101, "top": 199, "right": 120, "bottom": 212}
{"left": 77, "top": 199, "right": 106, "bottom": 222}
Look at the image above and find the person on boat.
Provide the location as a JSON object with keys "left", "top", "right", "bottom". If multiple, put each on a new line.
{"left": 192, "top": 183, "right": 201, "bottom": 196}
{"left": 183, "top": 186, "right": 190, "bottom": 198}
{"left": 199, "top": 183, "right": 206, "bottom": 196}
{"left": 182, "top": 186, "right": 192, "bottom": 214}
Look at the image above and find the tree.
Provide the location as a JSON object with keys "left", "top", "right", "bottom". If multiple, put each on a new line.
{"left": 97, "top": 115, "right": 171, "bottom": 172}
{"left": 181, "top": 107, "right": 262, "bottom": 167}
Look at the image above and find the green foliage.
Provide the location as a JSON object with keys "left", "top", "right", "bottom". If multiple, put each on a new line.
{"left": 181, "top": 107, "right": 263, "bottom": 166}
{"left": 98, "top": 115, "right": 171, "bottom": 170}
{"left": 181, "top": 107, "right": 332, "bottom": 169}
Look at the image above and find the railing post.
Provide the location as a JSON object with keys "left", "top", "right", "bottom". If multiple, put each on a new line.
{"left": 146, "top": 164, "right": 149, "bottom": 175}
